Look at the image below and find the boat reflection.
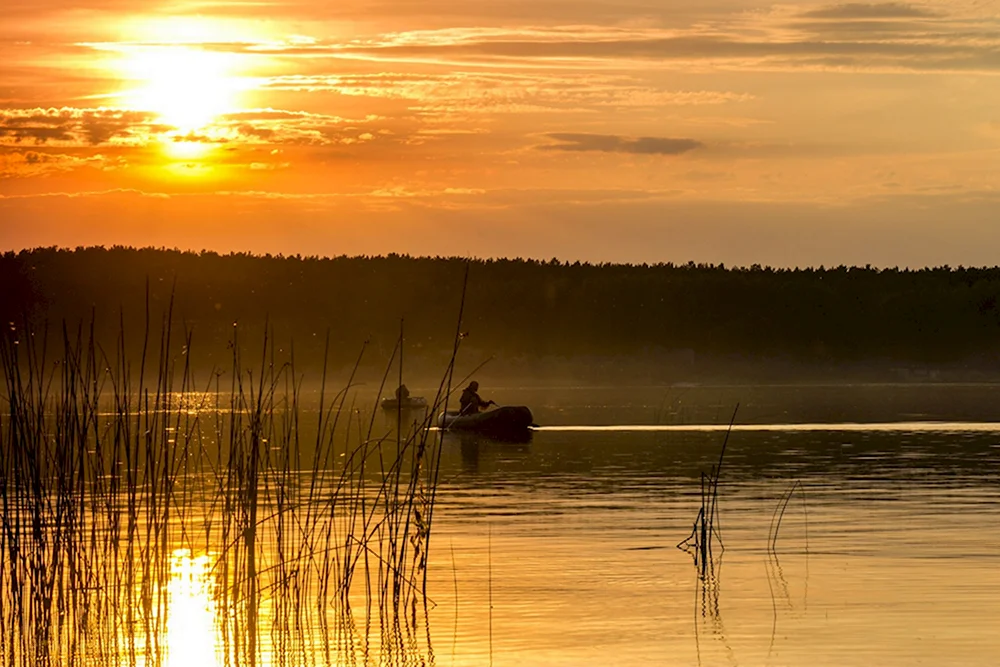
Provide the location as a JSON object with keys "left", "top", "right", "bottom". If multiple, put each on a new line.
{"left": 380, "top": 405, "right": 435, "bottom": 438}
{"left": 442, "top": 429, "right": 533, "bottom": 473}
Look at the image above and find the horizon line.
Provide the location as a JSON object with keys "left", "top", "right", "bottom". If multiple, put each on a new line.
{"left": 5, "top": 244, "right": 1000, "bottom": 273}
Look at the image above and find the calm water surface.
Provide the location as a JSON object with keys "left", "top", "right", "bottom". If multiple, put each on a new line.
{"left": 8, "top": 382, "right": 997, "bottom": 666}
{"left": 416, "top": 385, "right": 1000, "bottom": 666}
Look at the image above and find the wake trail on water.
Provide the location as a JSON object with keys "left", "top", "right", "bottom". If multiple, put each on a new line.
{"left": 532, "top": 422, "right": 1000, "bottom": 433}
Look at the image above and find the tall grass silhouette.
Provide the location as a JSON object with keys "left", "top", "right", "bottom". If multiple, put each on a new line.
{"left": 0, "top": 291, "right": 462, "bottom": 666}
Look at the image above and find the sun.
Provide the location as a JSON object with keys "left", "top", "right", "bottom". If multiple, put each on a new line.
{"left": 104, "top": 18, "right": 266, "bottom": 165}
{"left": 124, "top": 45, "right": 241, "bottom": 133}
{"left": 165, "top": 139, "right": 212, "bottom": 160}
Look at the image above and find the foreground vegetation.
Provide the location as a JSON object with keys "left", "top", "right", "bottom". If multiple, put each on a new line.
{"left": 5, "top": 246, "right": 1000, "bottom": 380}
{"left": 0, "top": 302, "right": 458, "bottom": 665}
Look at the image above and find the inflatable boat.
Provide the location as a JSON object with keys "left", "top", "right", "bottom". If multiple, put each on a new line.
{"left": 381, "top": 396, "right": 428, "bottom": 410}
{"left": 438, "top": 405, "right": 534, "bottom": 438}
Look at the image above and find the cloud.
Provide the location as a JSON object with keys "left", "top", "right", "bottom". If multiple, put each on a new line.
{"left": 0, "top": 106, "right": 396, "bottom": 150}
{"left": 0, "top": 106, "right": 375, "bottom": 149}
{"left": 539, "top": 133, "right": 703, "bottom": 155}
{"left": 799, "top": 3, "right": 939, "bottom": 19}
{"left": 223, "top": 15, "right": 1000, "bottom": 74}
{"left": 786, "top": 19, "right": 938, "bottom": 38}
{"left": 220, "top": 109, "right": 360, "bottom": 124}
{"left": 249, "top": 162, "right": 290, "bottom": 170}
{"left": 162, "top": 109, "right": 388, "bottom": 147}
{"left": 0, "top": 150, "right": 125, "bottom": 177}
{"left": 0, "top": 107, "right": 161, "bottom": 146}
{"left": 263, "top": 71, "right": 751, "bottom": 121}
{"left": 345, "top": 35, "right": 963, "bottom": 67}
{"left": 789, "top": 3, "right": 944, "bottom": 38}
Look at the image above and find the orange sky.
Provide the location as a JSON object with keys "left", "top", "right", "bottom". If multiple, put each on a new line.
{"left": 2, "top": 1, "right": 999, "bottom": 266}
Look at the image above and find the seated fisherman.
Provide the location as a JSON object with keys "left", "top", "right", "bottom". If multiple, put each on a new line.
{"left": 459, "top": 381, "right": 494, "bottom": 416}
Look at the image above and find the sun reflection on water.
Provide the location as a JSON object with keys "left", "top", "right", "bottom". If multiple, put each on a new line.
{"left": 166, "top": 550, "right": 220, "bottom": 667}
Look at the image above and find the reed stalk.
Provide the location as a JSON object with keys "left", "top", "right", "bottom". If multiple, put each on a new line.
{"left": 677, "top": 404, "right": 739, "bottom": 574}
{"left": 0, "top": 298, "right": 458, "bottom": 666}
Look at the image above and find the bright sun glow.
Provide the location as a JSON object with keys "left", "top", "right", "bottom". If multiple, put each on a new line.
{"left": 166, "top": 550, "right": 220, "bottom": 667}
{"left": 124, "top": 46, "right": 241, "bottom": 132}
{"left": 165, "top": 140, "right": 212, "bottom": 160}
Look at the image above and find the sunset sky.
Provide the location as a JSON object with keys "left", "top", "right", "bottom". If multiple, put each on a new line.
{"left": 2, "top": 0, "right": 999, "bottom": 267}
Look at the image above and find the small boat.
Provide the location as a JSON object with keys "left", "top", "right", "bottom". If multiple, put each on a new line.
{"left": 438, "top": 406, "right": 534, "bottom": 438}
{"left": 381, "top": 396, "right": 429, "bottom": 410}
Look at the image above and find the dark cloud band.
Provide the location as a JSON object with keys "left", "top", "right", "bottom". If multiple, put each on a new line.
{"left": 540, "top": 133, "right": 703, "bottom": 155}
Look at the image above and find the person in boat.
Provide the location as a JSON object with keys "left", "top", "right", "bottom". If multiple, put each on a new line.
{"left": 459, "top": 381, "right": 494, "bottom": 416}
{"left": 395, "top": 384, "right": 410, "bottom": 403}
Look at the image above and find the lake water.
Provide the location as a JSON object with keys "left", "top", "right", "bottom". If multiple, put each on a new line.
{"left": 4, "top": 382, "right": 1000, "bottom": 666}
{"left": 415, "top": 384, "right": 1000, "bottom": 666}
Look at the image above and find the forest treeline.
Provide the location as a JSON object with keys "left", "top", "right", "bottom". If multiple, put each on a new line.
{"left": 4, "top": 246, "right": 1000, "bottom": 382}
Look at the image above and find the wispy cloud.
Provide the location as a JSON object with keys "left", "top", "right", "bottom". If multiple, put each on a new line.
{"left": 799, "top": 3, "right": 940, "bottom": 19}
{"left": 343, "top": 35, "right": 1000, "bottom": 73}
{"left": 263, "top": 71, "right": 751, "bottom": 112}
{"left": 214, "top": 10, "right": 1000, "bottom": 74}
{"left": 539, "top": 133, "right": 703, "bottom": 155}
{"left": 0, "top": 107, "right": 162, "bottom": 145}
{"left": 0, "top": 149, "right": 124, "bottom": 177}
{"left": 213, "top": 109, "right": 387, "bottom": 146}
{"left": 0, "top": 106, "right": 393, "bottom": 149}
{"left": 789, "top": 2, "right": 948, "bottom": 39}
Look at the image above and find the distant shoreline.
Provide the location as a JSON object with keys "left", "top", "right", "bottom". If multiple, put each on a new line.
{"left": 6, "top": 246, "right": 1000, "bottom": 385}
